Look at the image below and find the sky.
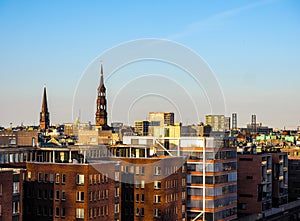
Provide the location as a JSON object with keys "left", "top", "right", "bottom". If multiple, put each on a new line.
{"left": 0, "top": 0, "right": 299, "bottom": 129}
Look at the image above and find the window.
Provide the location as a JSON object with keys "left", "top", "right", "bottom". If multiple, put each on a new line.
{"left": 115, "top": 187, "right": 119, "bottom": 197}
{"left": 44, "top": 173, "right": 48, "bottom": 182}
{"left": 27, "top": 171, "right": 31, "bottom": 181}
{"left": 154, "top": 208, "right": 161, "bottom": 217}
{"left": 154, "top": 181, "right": 161, "bottom": 189}
{"left": 12, "top": 201, "right": 19, "bottom": 214}
{"left": 136, "top": 166, "right": 140, "bottom": 175}
{"left": 77, "top": 174, "right": 84, "bottom": 185}
{"left": 141, "top": 207, "right": 144, "bottom": 216}
{"left": 0, "top": 204, "right": 2, "bottom": 216}
{"left": 0, "top": 184, "right": 2, "bottom": 196}
{"left": 49, "top": 173, "right": 53, "bottom": 182}
{"left": 56, "top": 191, "right": 60, "bottom": 200}
{"left": 105, "top": 173, "right": 108, "bottom": 182}
{"left": 62, "top": 191, "right": 66, "bottom": 200}
{"left": 141, "top": 180, "right": 145, "bottom": 189}
{"left": 89, "top": 192, "right": 93, "bottom": 201}
{"left": 13, "top": 182, "right": 19, "bottom": 194}
{"left": 76, "top": 208, "right": 84, "bottom": 218}
{"left": 136, "top": 180, "right": 140, "bottom": 188}
{"left": 55, "top": 173, "right": 60, "bottom": 183}
{"left": 61, "top": 208, "right": 66, "bottom": 217}
{"left": 141, "top": 166, "right": 145, "bottom": 175}
{"left": 89, "top": 175, "right": 93, "bottom": 184}
{"left": 136, "top": 194, "right": 139, "bottom": 202}
{"left": 55, "top": 207, "right": 60, "bottom": 217}
{"left": 62, "top": 174, "right": 66, "bottom": 184}
{"left": 154, "top": 166, "right": 161, "bottom": 175}
{"left": 154, "top": 195, "right": 161, "bottom": 203}
{"left": 105, "top": 189, "right": 109, "bottom": 199}
{"left": 49, "top": 190, "right": 53, "bottom": 199}
{"left": 76, "top": 191, "right": 84, "bottom": 202}
{"left": 114, "top": 204, "right": 119, "bottom": 213}
{"left": 136, "top": 208, "right": 140, "bottom": 216}
{"left": 38, "top": 172, "right": 42, "bottom": 182}
{"left": 141, "top": 194, "right": 144, "bottom": 202}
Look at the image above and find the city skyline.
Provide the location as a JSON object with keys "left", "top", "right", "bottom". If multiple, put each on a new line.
{"left": 0, "top": 0, "right": 299, "bottom": 129}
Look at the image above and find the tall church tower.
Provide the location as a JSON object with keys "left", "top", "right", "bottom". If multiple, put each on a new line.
{"left": 40, "top": 84, "right": 50, "bottom": 130}
{"left": 95, "top": 64, "right": 108, "bottom": 127}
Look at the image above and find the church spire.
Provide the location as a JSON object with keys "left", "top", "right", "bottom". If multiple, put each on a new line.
{"left": 100, "top": 64, "right": 104, "bottom": 88}
{"left": 95, "top": 64, "right": 108, "bottom": 127}
{"left": 40, "top": 84, "right": 50, "bottom": 130}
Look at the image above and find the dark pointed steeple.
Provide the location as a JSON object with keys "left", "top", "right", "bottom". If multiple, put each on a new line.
{"left": 40, "top": 84, "right": 50, "bottom": 130}
{"left": 95, "top": 64, "right": 108, "bottom": 127}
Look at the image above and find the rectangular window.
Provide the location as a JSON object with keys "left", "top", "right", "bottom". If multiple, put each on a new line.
{"left": 56, "top": 190, "right": 60, "bottom": 200}
{"left": 77, "top": 174, "right": 84, "bottom": 185}
{"left": 38, "top": 172, "right": 42, "bottom": 182}
{"left": 154, "top": 181, "right": 161, "bottom": 189}
{"left": 114, "top": 204, "right": 119, "bottom": 213}
{"left": 55, "top": 207, "right": 60, "bottom": 217}
{"left": 141, "top": 180, "right": 145, "bottom": 189}
{"left": 55, "top": 173, "right": 60, "bottom": 183}
{"left": 61, "top": 208, "right": 66, "bottom": 217}
{"left": 136, "top": 166, "right": 140, "bottom": 175}
{"left": 0, "top": 204, "right": 2, "bottom": 216}
{"left": 115, "top": 187, "right": 119, "bottom": 197}
{"left": 105, "top": 189, "right": 109, "bottom": 199}
{"left": 76, "top": 191, "right": 84, "bottom": 202}
{"left": 49, "top": 173, "right": 53, "bottom": 182}
{"left": 136, "top": 194, "right": 139, "bottom": 202}
{"left": 154, "top": 195, "right": 161, "bottom": 203}
{"left": 141, "top": 194, "right": 144, "bottom": 202}
{"left": 136, "top": 208, "right": 139, "bottom": 216}
{"left": 76, "top": 208, "right": 84, "bottom": 218}
{"left": 0, "top": 184, "right": 2, "bottom": 196}
{"left": 141, "top": 207, "right": 144, "bottom": 216}
{"left": 62, "top": 191, "right": 66, "bottom": 200}
{"left": 141, "top": 166, "right": 145, "bottom": 175}
{"left": 13, "top": 182, "right": 19, "bottom": 194}
{"left": 154, "top": 166, "right": 161, "bottom": 175}
{"left": 94, "top": 174, "right": 97, "bottom": 184}
{"left": 136, "top": 180, "right": 140, "bottom": 188}
{"left": 154, "top": 208, "right": 161, "bottom": 217}
{"left": 62, "top": 174, "right": 66, "bottom": 184}
{"left": 89, "top": 192, "right": 93, "bottom": 201}
{"left": 44, "top": 173, "right": 48, "bottom": 182}
{"left": 12, "top": 201, "right": 19, "bottom": 214}
{"left": 27, "top": 171, "right": 31, "bottom": 181}
{"left": 89, "top": 175, "right": 93, "bottom": 184}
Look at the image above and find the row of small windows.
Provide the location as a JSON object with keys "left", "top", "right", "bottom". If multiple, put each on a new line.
{"left": 120, "top": 165, "right": 179, "bottom": 176}
{"left": 25, "top": 206, "right": 111, "bottom": 218}
{"left": 28, "top": 172, "right": 109, "bottom": 185}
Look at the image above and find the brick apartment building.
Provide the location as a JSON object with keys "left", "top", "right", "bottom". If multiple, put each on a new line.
{"left": 237, "top": 150, "right": 288, "bottom": 216}
{"left": 24, "top": 161, "right": 119, "bottom": 221}
{"left": 0, "top": 168, "right": 25, "bottom": 221}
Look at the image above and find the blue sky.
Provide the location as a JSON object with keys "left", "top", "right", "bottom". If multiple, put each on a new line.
{"left": 0, "top": 0, "right": 299, "bottom": 129}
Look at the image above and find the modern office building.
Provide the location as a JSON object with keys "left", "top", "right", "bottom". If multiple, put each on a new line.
{"left": 205, "top": 115, "right": 226, "bottom": 132}
{"left": 123, "top": 136, "right": 238, "bottom": 221}
{"left": 134, "top": 121, "right": 149, "bottom": 136}
{"left": 232, "top": 113, "right": 237, "bottom": 131}
{"left": 149, "top": 112, "right": 174, "bottom": 126}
